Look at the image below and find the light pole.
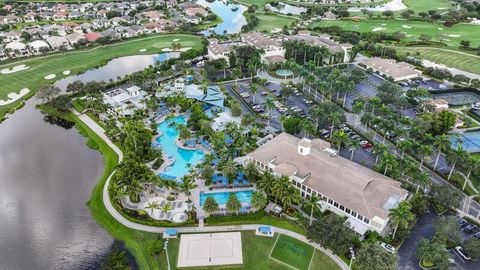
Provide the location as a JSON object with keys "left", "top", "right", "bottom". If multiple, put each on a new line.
{"left": 349, "top": 247, "right": 355, "bottom": 269}
{"left": 164, "top": 239, "right": 171, "bottom": 270}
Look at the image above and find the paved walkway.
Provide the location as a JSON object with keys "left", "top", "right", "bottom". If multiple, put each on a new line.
{"left": 73, "top": 110, "right": 349, "bottom": 270}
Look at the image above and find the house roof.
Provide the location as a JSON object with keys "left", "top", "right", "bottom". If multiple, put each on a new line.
{"left": 248, "top": 133, "right": 408, "bottom": 220}
{"left": 83, "top": 32, "right": 102, "bottom": 42}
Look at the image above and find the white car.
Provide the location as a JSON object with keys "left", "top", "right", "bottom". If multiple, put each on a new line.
{"left": 240, "top": 92, "right": 250, "bottom": 98}
{"left": 305, "top": 100, "right": 313, "bottom": 104}
{"left": 455, "top": 246, "right": 471, "bottom": 261}
{"left": 380, "top": 242, "right": 396, "bottom": 254}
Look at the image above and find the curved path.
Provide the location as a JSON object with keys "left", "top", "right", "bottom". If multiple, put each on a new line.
{"left": 74, "top": 110, "right": 349, "bottom": 270}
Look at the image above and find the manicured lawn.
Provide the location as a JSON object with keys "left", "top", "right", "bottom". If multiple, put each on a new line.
{"left": 205, "top": 211, "right": 306, "bottom": 235}
{"left": 270, "top": 234, "right": 314, "bottom": 270}
{"left": 395, "top": 46, "right": 480, "bottom": 75}
{"left": 404, "top": 0, "right": 455, "bottom": 14}
{"left": 233, "top": 0, "right": 272, "bottom": 8}
{"left": 0, "top": 34, "right": 203, "bottom": 118}
{"left": 253, "top": 13, "right": 297, "bottom": 33}
{"left": 160, "top": 231, "right": 340, "bottom": 270}
{"left": 309, "top": 19, "right": 480, "bottom": 48}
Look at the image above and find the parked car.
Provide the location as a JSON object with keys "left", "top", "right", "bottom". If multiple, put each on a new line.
{"left": 455, "top": 246, "right": 471, "bottom": 261}
{"left": 261, "top": 91, "right": 268, "bottom": 96}
{"left": 304, "top": 99, "right": 313, "bottom": 104}
{"left": 457, "top": 218, "right": 467, "bottom": 227}
{"left": 472, "top": 232, "right": 480, "bottom": 239}
{"left": 380, "top": 242, "right": 396, "bottom": 254}
{"left": 464, "top": 224, "right": 479, "bottom": 234}
{"left": 240, "top": 92, "right": 250, "bottom": 98}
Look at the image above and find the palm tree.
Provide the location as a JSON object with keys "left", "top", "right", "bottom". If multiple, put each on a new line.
{"left": 251, "top": 191, "right": 267, "bottom": 210}
{"left": 163, "top": 179, "right": 178, "bottom": 194}
{"left": 282, "top": 186, "right": 301, "bottom": 209}
{"left": 378, "top": 152, "right": 397, "bottom": 175}
{"left": 413, "top": 171, "right": 430, "bottom": 193}
{"left": 272, "top": 176, "right": 290, "bottom": 204}
{"left": 300, "top": 119, "right": 316, "bottom": 138}
{"left": 248, "top": 84, "right": 259, "bottom": 103}
{"left": 327, "top": 111, "right": 343, "bottom": 140}
{"left": 203, "top": 197, "right": 219, "bottom": 213}
{"left": 160, "top": 203, "right": 173, "bottom": 215}
{"left": 433, "top": 135, "right": 451, "bottom": 170}
{"left": 226, "top": 193, "right": 242, "bottom": 213}
{"left": 222, "top": 159, "right": 238, "bottom": 185}
{"left": 257, "top": 171, "right": 274, "bottom": 194}
{"left": 351, "top": 100, "right": 365, "bottom": 128}
{"left": 389, "top": 201, "right": 415, "bottom": 239}
{"left": 418, "top": 145, "right": 433, "bottom": 169}
{"left": 332, "top": 130, "right": 349, "bottom": 151}
{"left": 304, "top": 195, "right": 321, "bottom": 226}
{"left": 397, "top": 139, "right": 414, "bottom": 160}
{"left": 145, "top": 200, "right": 160, "bottom": 216}
{"left": 348, "top": 140, "right": 359, "bottom": 161}
{"left": 462, "top": 156, "right": 480, "bottom": 191}
{"left": 232, "top": 68, "right": 241, "bottom": 87}
{"left": 244, "top": 161, "right": 259, "bottom": 182}
{"left": 126, "top": 178, "right": 144, "bottom": 203}
{"left": 446, "top": 145, "right": 466, "bottom": 180}
{"left": 372, "top": 144, "right": 387, "bottom": 165}
{"left": 179, "top": 176, "right": 197, "bottom": 201}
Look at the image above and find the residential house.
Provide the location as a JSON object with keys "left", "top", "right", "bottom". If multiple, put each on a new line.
{"left": 45, "top": 36, "right": 70, "bottom": 50}
{"left": 359, "top": 57, "right": 422, "bottom": 82}
{"left": 84, "top": 32, "right": 103, "bottom": 42}
{"left": 5, "top": 31, "right": 21, "bottom": 42}
{"left": 65, "top": 32, "right": 86, "bottom": 46}
{"left": 27, "top": 40, "right": 50, "bottom": 54}
{"left": 207, "top": 38, "right": 241, "bottom": 66}
{"left": 24, "top": 13, "right": 37, "bottom": 23}
{"left": 5, "top": 42, "right": 29, "bottom": 57}
{"left": 241, "top": 32, "right": 286, "bottom": 64}
{"left": 103, "top": 85, "right": 147, "bottom": 116}
{"left": 53, "top": 12, "right": 68, "bottom": 21}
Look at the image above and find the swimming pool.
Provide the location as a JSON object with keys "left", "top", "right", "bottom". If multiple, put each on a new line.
{"left": 154, "top": 116, "right": 205, "bottom": 179}
{"left": 199, "top": 190, "right": 253, "bottom": 206}
{"left": 276, "top": 69, "right": 293, "bottom": 77}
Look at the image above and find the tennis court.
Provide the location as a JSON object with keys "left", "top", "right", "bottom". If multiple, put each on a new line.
{"left": 433, "top": 92, "right": 480, "bottom": 106}
{"left": 450, "top": 131, "right": 480, "bottom": 153}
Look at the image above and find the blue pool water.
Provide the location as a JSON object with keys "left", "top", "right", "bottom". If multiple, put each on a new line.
{"left": 154, "top": 116, "right": 205, "bottom": 179}
{"left": 197, "top": 0, "right": 247, "bottom": 35}
{"left": 200, "top": 190, "right": 253, "bottom": 206}
{"left": 276, "top": 69, "right": 293, "bottom": 77}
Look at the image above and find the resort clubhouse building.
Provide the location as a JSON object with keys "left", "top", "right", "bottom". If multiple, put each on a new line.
{"left": 245, "top": 133, "right": 409, "bottom": 235}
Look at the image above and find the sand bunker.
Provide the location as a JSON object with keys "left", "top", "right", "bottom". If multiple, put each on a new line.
{"left": 381, "top": 23, "right": 387, "bottom": 26}
{"left": 172, "top": 39, "right": 180, "bottom": 42}
{"left": 372, "top": 27, "right": 386, "bottom": 32}
{"left": 1, "top": 64, "right": 29, "bottom": 74}
{"left": 402, "top": 25, "right": 412, "bottom": 29}
{"left": 448, "top": 34, "right": 462, "bottom": 38}
{"left": 63, "top": 70, "right": 71, "bottom": 75}
{"left": 161, "top": 47, "right": 192, "bottom": 52}
{"left": 438, "top": 28, "right": 444, "bottom": 30}
{"left": 0, "top": 88, "right": 30, "bottom": 106}
{"left": 44, "top": 74, "right": 56, "bottom": 80}
{"left": 270, "top": 28, "right": 282, "bottom": 33}
{"left": 139, "top": 48, "right": 147, "bottom": 52}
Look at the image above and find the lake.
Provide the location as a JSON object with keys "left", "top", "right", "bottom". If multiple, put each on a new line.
{"left": 0, "top": 98, "right": 115, "bottom": 269}
{"left": 197, "top": 0, "right": 247, "bottom": 35}
{"left": 55, "top": 52, "right": 179, "bottom": 90}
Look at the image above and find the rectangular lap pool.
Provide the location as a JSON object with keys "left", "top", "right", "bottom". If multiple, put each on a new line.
{"left": 199, "top": 190, "right": 253, "bottom": 206}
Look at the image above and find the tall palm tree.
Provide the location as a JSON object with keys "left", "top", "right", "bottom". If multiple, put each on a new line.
{"left": 332, "top": 130, "right": 349, "bottom": 151}
{"left": 203, "top": 197, "right": 219, "bottom": 213}
{"left": 282, "top": 186, "right": 301, "bottom": 209}
{"left": 304, "top": 195, "right": 321, "bottom": 226}
{"left": 378, "top": 152, "right": 397, "bottom": 175}
{"left": 351, "top": 99, "right": 365, "bottom": 128}
{"left": 446, "top": 145, "right": 466, "bottom": 180}
{"left": 226, "top": 193, "right": 242, "bottom": 213}
{"left": 272, "top": 176, "right": 290, "bottom": 204}
{"left": 222, "top": 159, "right": 238, "bottom": 185}
{"left": 251, "top": 190, "right": 267, "bottom": 210}
{"left": 413, "top": 171, "right": 430, "bottom": 193}
{"left": 145, "top": 200, "right": 160, "bottom": 216}
{"left": 300, "top": 119, "right": 316, "bottom": 138}
{"left": 160, "top": 203, "right": 173, "bottom": 215}
{"left": 257, "top": 171, "right": 274, "bottom": 194}
{"left": 389, "top": 201, "right": 415, "bottom": 239}
{"left": 327, "top": 111, "right": 343, "bottom": 140}
{"left": 433, "top": 135, "right": 451, "bottom": 170}
{"left": 462, "top": 156, "right": 480, "bottom": 191}
{"left": 348, "top": 139, "right": 359, "bottom": 161}
{"left": 398, "top": 139, "right": 414, "bottom": 160}
{"left": 249, "top": 84, "right": 259, "bottom": 103}
{"left": 373, "top": 144, "right": 387, "bottom": 165}
{"left": 418, "top": 145, "right": 433, "bottom": 169}
{"left": 179, "top": 176, "right": 197, "bottom": 201}
{"left": 244, "top": 161, "right": 259, "bottom": 182}
{"left": 231, "top": 68, "right": 241, "bottom": 87}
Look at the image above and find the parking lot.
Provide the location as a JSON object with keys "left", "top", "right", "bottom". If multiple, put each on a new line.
{"left": 225, "top": 80, "right": 377, "bottom": 167}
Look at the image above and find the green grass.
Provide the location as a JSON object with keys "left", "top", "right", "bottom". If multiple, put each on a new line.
{"left": 253, "top": 13, "right": 297, "bottom": 33}
{"left": 309, "top": 19, "right": 480, "bottom": 48}
{"left": 309, "top": 249, "right": 342, "bottom": 270}
{"left": 270, "top": 234, "right": 315, "bottom": 270}
{"left": 0, "top": 34, "right": 203, "bottom": 118}
{"left": 403, "top": 0, "right": 455, "bottom": 14}
{"left": 160, "top": 231, "right": 340, "bottom": 270}
{"left": 233, "top": 0, "right": 272, "bottom": 8}
{"left": 395, "top": 46, "right": 480, "bottom": 75}
{"left": 205, "top": 211, "right": 305, "bottom": 235}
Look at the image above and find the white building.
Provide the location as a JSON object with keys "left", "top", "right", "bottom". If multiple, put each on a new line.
{"left": 27, "top": 40, "right": 50, "bottom": 54}
{"left": 103, "top": 85, "right": 147, "bottom": 116}
{"left": 245, "top": 133, "right": 409, "bottom": 235}
{"left": 206, "top": 38, "right": 242, "bottom": 66}
{"left": 360, "top": 57, "right": 422, "bottom": 82}
{"left": 241, "top": 32, "right": 286, "bottom": 64}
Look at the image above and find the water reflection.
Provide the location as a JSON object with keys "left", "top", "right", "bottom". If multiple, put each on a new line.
{"left": 42, "top": 114, "right": 75, "bottom": 129}
{"left": 266, "top": 2, "right": 307, "bottom": 15}
{"left": 0, "top": 99, "right": 114, "bottom": 269}
{"left": 197, "top": 0, "right": 247, "bottom": 35}
{"left": 55, "top": 52, "right": 179, "bottom": 90}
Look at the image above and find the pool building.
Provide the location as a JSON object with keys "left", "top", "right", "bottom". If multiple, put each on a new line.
{"left": 244, "top": 133, "right": 409, "bottom": 236}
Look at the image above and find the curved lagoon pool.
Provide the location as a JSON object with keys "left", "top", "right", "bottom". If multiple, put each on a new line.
{"left": 200, "top": 190, "right": 253, "bottom": 206}
{"left": 154, "top": 116, "right": 205, "bottom": 179}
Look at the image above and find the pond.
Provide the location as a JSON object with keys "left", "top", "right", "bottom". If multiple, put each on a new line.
{"left": 55, "top": 52, "right": 179, "bottom": 90}
{"left": 0, "top": 98, "right": 118, "bottom": 269}
{"left": 197, "top": 0, "right": 247, "bottom": 35}
{"left": 265, "top": 2, "right": 307, "bottom": 15}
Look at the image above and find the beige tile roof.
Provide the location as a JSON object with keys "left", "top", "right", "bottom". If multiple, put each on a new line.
{"left": 248, "top": 133, "right": 407, "bottom": 220}
{"left": 360, "top": 57, "right": 422, "bottom": 80}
